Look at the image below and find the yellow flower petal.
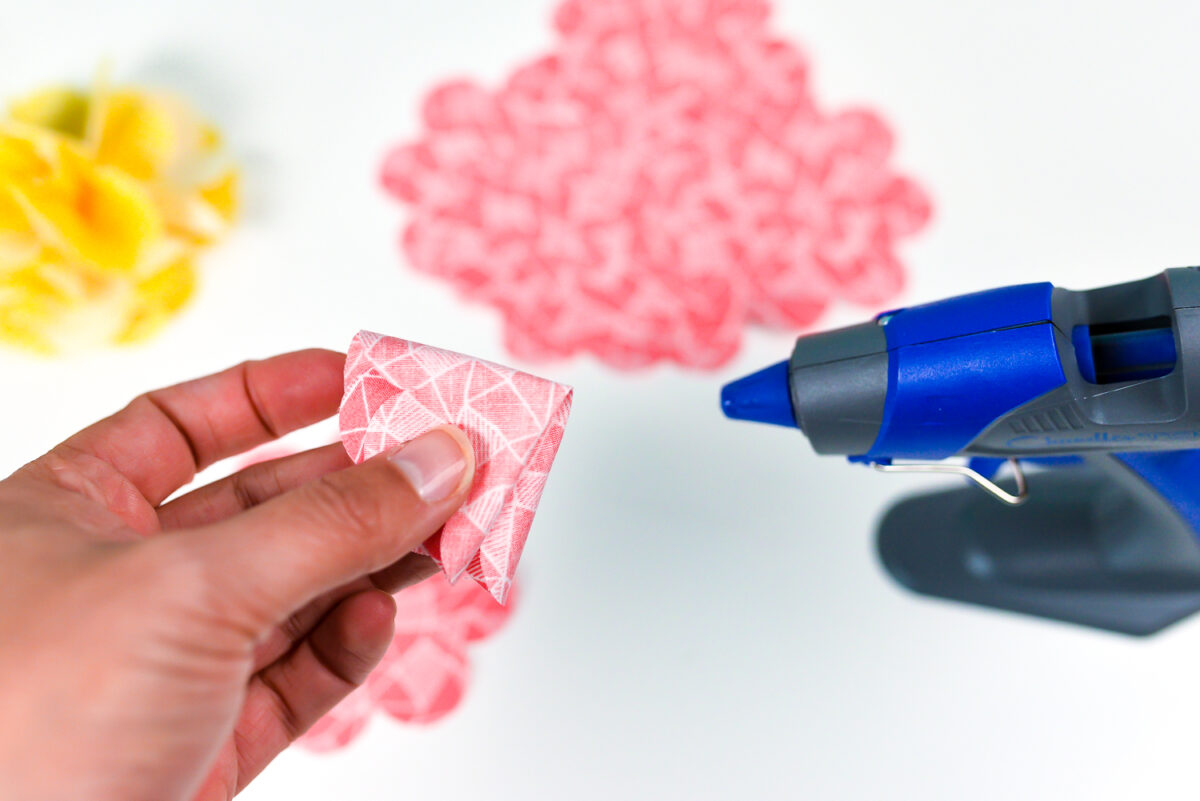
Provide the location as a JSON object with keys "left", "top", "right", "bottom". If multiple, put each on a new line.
{"left": 0, "top": 256, "right": 140, "bottom": 353}
{"left": 32, "top": 259, "right": 94, "bottom": 301}
{"left": 117, "top": 253, "right": 195, "bottom": 343}
{"left": 0, "top": 128, "right": 55, "bottom": 232}
{"left": 93, "top": 90, "right": 178, "bottom": 182}
{"left": 0, "top": 263, "right": 72, "bottom": 354}
{"left": 0, "top": 312, "right": 57, "bottom": 354}
{"left": 199, "top": 168, "right": 238, "bottom": 223}
{"left": 198, "top": 123, "right": 223, "bottom": 151}
{"left": 0, "top": 128, "right": 51, "bottom": 177}
{"left": 0, "top": 189, "right": 28, "bottom": 234}
{"left": 12, "top": 142, "right": 163, "bottom": 273}
{"left": 159, "top": 173, "right": 238, "bottom": 243}
{"left": 0, "top": 232, "right": 41, "bottom": 274}
{"left": 9, "top": 87, "right": 89, "bottom": 139}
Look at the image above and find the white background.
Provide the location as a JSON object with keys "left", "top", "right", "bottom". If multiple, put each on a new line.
{"left": 4, "top": 1, "right": 1200, "bottom": 799}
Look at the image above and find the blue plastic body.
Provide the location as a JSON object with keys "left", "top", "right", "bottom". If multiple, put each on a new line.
{"left": 861, "top": 283, "right": 1067, "bottom": 461}
{"left": 1114, "top": 451, "right": 1200, "bottom": 536}
{"left": 878, "top": 282, "right": 1056, "bottom": 347}
{"left": 1072, "top": 325, "right": 1098, "bottom": 383}
{"left": 861, "top": 281, "right": 1200, "bottom": 547}
{"left": 720, "top": 360, "right": 795, "bottom": 428}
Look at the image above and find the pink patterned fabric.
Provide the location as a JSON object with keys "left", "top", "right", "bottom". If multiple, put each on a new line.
{"left": 339, "top": 331, "right": 573, "bottom": 603}
{"left": 301, "top": 574, "right": 516, "bottom": 750}
{"left": 381, "top": 0, "right": 931, "bottom": 370}
{"left": 227, "top": 409, "right": 525, "bottom": 748}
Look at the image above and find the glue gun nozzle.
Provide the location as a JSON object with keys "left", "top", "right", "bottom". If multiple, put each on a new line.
{"left": 720, "top": 360, "right": 798, "bottom": 429}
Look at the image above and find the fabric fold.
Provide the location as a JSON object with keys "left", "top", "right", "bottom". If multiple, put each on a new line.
{"left": 339, "top": 330, "right": 573, "bottom": 603}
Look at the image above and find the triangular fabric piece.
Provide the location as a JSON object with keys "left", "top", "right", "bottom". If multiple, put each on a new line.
{"left": 339, "top": 331, "right": 573, "bottom": 603}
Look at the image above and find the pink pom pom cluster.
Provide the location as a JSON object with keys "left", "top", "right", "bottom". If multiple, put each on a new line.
{"left": 382, "top": 0, "right": 931, "bottom": 369}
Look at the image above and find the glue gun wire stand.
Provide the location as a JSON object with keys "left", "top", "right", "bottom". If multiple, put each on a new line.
{"left": 873, "top": 458, "right": 1028, "bottom": 506}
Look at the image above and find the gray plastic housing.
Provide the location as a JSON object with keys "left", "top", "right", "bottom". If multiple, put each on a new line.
{"left": 788, "top": 321, "right": 888, "bottom": 455}
{"left": 966, "top": 268, "right": 1200, "bottom": 456}
{"left": 877, "top": 453, "right": 1200, "bottom": 635}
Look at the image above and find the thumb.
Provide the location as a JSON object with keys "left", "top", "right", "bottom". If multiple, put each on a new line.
{"left": 179, "top": 426, "right": 474, "bottom": 630}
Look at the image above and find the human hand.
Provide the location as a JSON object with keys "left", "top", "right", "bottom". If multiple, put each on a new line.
{"left": 0, "top": 349, "right": 475, "bottom": 801}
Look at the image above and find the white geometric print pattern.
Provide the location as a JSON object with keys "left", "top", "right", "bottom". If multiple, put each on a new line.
{"left": 340, "top": 331, "right": 573, "bottom": 603}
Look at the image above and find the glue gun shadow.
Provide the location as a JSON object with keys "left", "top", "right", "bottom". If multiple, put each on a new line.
{"left": 876, "top": 465, "right": 1200, "bottom": 636}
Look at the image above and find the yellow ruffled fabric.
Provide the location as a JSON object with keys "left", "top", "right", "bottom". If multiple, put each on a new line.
{"left": 0, "top": 80, "right": 237, "bottom": 353}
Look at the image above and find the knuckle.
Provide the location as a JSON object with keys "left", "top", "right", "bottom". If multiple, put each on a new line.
{"left": 258, "top": 671, "right": 305, "bottom": 741}
{"left": 278, "top": 606, "right": 310, "bottom": 643}
{"left": 231, "top": 472, "right": 261, "bottom": 512}
{"left": 231, "top": 462, "right": 281, "bottom": 511}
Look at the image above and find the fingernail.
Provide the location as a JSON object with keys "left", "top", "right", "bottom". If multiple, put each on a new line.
{"left": 390, "top": 427, "right": 470, "bottom": 502}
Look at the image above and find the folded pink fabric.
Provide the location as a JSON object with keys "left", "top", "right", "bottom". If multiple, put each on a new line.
{"left": 340, "top": 331, "right": 573, "bottom": 603}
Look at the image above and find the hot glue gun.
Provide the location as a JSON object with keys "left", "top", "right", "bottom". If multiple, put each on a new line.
{"left": 722, "top": 268, "right": 1200, "bottom": 635}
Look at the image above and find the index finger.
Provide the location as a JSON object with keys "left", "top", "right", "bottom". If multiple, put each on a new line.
{"left": 56, "top": 349, "right": 346, "bottom": 505}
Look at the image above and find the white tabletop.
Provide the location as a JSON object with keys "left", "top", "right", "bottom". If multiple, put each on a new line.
{"left": 4, "top": 0, "right": 1200, "bottom": 798}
